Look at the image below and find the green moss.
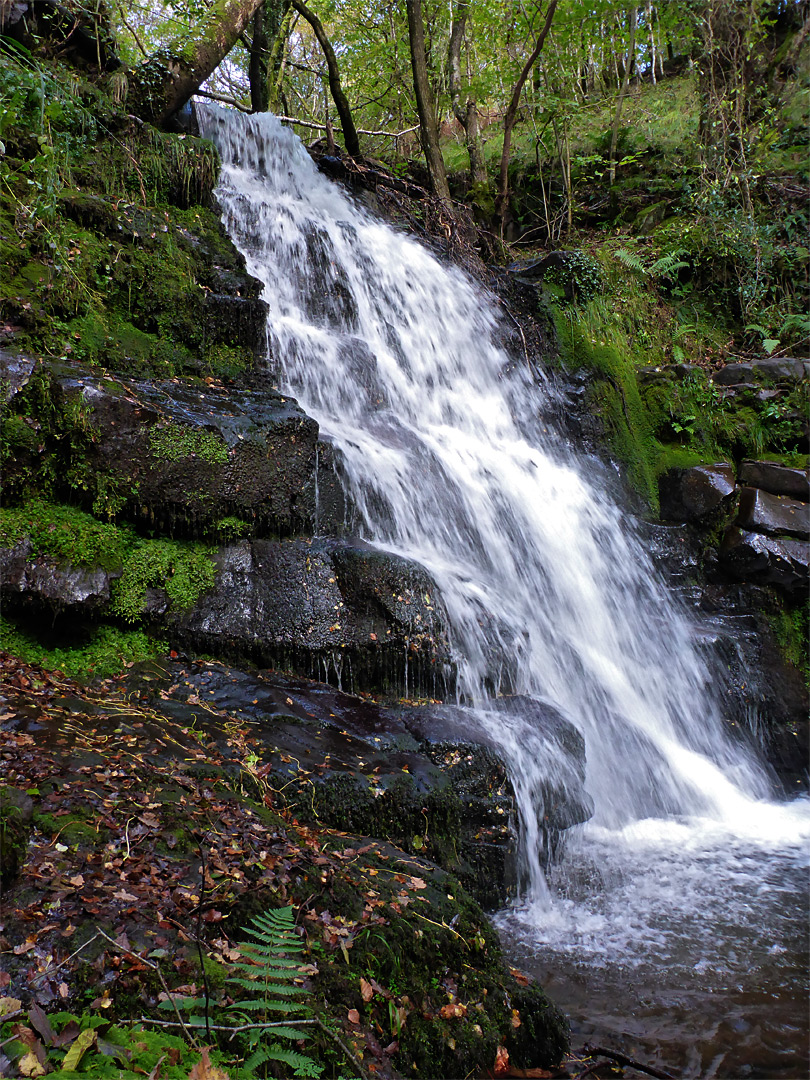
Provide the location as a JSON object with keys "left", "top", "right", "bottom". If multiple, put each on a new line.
{"left": 148, "top": 422, "right": 229, "bottom": 466}
{"left": 111, "top": 540, "right": 216, "bottom": 622}
{"left": 0, "top": 500, "right": 136, "bottom": 570}
{"left": 0, "top": 618, "right": 165, "bottom": 680}
{"left": 557, "top": 311, "right": 659, "bottom": 510}
{"left": 771, "top": 600, "right": 809, "bottom": 685}
{"left": 32, "top": 810, "right": 101, "bottom": 847}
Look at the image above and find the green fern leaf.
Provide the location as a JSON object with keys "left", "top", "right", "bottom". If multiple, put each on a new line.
{"left": 614, "top": 247, "right": 646, "bottom": 274}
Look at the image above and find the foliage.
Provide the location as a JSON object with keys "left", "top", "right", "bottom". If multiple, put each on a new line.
{"left": 0, "top": 1009, "right": 229, "bottom": 1079}
{"left": 0, "top": 618, "right": 164, "bottom": 680}
{"left": 0, "top": 499, "right": 135, "bottom": 570}
{"left": 111, "top": 540, "right": 217, "bottom": 622}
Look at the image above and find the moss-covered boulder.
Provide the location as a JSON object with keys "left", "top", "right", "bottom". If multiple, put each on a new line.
{"left": 0, "top": 787, "right": 33, "bottom": 888}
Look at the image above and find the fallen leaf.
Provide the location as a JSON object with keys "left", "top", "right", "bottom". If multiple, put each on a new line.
{"left": 360, "top": 977, "right": 373, "bottom": 1003}
{"left": 493, "top": 1044, "right": 510, "bottom": 1077}
{"left": 18, "top": 1050, "right": 46, "bottom": 1077}
{"left": 439, "top": 1002, "right": 467, "bottom": 1020}
{"left": 188, "top": 1046, "right": 230, "bottom": 1079}
{"left": 347, "top": 1009, "right": 360, "bottom": 1025}
{"left": 61, "top": 1027, "right": 97, "bottom": 1071}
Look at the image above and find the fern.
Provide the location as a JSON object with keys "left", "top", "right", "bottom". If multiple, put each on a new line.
{"left": 226, "top": 907, "right": 323, "bottom": 1078}
{"left": 614, "top": 247, "right": 646, "bottom": 273}
{"left": 154, "top": 907, "right": 323, "bottom": 1078}
{"left": 649, "top": 249, "right": 689, "bottom": 280}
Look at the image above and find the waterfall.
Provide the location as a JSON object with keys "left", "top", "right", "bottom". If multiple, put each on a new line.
{"left": 197, "top": 106, "right": 809, "bottom": 1074}
{"left": 196, "top": 105, "right": 803, "bottom": 889}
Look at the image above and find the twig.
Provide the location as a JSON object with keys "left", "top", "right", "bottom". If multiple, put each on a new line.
{"left": 95, "top": 929, "right": 200, "bottom": 1050}
{"left": 315, "top": 1017, "right": 370, "bottom": 1080}
{"left": 30, "top": 932, "right": 101, "bottom": 986}
{"left": 123, "top": 1017, "right": 318, "bottom": 1033}
{"left": 194, "top": 89, "right": 253, "bottom": 114}
{"left": 587, "top": 1045, "right": 677, "bottom": 1079}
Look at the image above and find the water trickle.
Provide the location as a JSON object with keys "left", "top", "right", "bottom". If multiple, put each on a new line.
{"left": 198, "top": 107, "right": 808, "bottom": 1072}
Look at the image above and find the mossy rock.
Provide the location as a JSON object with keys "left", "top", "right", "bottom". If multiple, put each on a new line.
{"left": 0, "top": 788, "right": 33, "bottom": 886}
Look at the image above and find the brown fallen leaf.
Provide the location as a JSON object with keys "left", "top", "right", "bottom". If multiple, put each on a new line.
{"left": 493, "top": 1044, "right": 510, "bottom": 1077}
{"left": 439, "top": 1002, "right": 467, "bottom": 1020}
{"left": 360, "top": 977, "right": 373, "bottom": 1003}
{"left": 188, "top": 1046, "right": 230, "bottom": 1080}
{"left": 347, "top": 1008, "right": 360, "bottom": 1025}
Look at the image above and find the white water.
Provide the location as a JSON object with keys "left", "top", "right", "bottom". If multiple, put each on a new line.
{"left": 198, "top": 107, "right": 808, "bottom": 1068}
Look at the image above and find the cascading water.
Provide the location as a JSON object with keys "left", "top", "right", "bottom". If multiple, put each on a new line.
{"left": 198, "top": 106, "right": 808, "bottom": 1076}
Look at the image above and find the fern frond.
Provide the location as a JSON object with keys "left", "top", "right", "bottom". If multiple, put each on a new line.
{"left": 650, "top": 250, "right": 688, "bottom": 279}
{"left": 229, "top": 997, "right": 307, "bottom": 1012}
{"left": 614, "top": 247, "right": 646, "bottom": 274}
{"left": 248, "top": 1047, "right": 323, "bottom": 1077}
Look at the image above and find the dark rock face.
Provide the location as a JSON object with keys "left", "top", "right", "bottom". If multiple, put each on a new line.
{"left": 659, "top": 463, "right": 737, "bottom": 522}
{"left": 739, "top": 460, "right": 810, "bottom": 501}
{"left": 0, "top": 538, "right": 116, "bottom": 610}
{"left": 174, "top": 538, "right": 453, "bottom": 697}
{"left": 719, "top": 528, "right": 809, "bottom": 596}
{"left": 0, "top": 349, "right": 36, "bottom": 402}
{"left": 38, "top": 366, "right": 348, "bottom": 538}
{"left": 115, "top": 659, "right": 591, "bottom": 909}
{"left": 737, "top": 487, "right": 810, "bottom": 540}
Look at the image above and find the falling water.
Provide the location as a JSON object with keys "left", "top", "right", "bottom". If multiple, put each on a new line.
{"left": 198, "top": 107, "right": 808, "bottom": 1075}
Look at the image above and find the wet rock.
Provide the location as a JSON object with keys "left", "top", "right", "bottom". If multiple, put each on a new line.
{"left": 120, "top": 660, "right": 590, "bottom": 908}
{"left": 0, "top": 538, "right": 116, "bottom": 611}
{"left": 0, "top": 349, "right": 36, "bottom": 402}
{"left": 719, "top": 527, "right": 809, "bottom": 595}
{"left": 659, "top": 463, "right": 737, "bottom": 522}
{"left": 43, "top": 365, "right": 347, "bottom": 537}
{"left": 174, "top": 538, "right": 452, "bottom": 697}
{"left": 713, "top": 358, "right": 810, "bottom": 386}
{"left": 737, "top": 488, "right": 810, "bottom": 540}
{"left": 739, "top": 460, "right": 810, "bottom": 502}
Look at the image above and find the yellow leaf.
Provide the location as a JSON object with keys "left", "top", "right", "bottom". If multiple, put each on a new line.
{"left": 18, "top": 1050, "right": 46, "bottom": 1077}
{"left": 61, "top": 1027, "right": 97, "bottom": 1071}
{"left": 0, "top": 997, "right": 22, "bottom": 1016}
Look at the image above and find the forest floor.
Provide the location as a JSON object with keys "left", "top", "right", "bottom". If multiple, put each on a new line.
{"left": 0, "top": 648, "right": 667, "bottom": 1080}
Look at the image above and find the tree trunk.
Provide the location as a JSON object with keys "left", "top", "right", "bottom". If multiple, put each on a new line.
{"left": 129, "top": 0, "right": 266, "bottom": 126}
{"left": 608, "top": 4, "right": 637, "bottom": 186}
{"left": 495, "top": 0, "right": 558, "bottom": 236}
{"left": 248, "top": 0, "right": 289, "bottom": 112}
{"left": 406, "top": 0, "right": 451, "bottom": 204}
{"left": 447, "top": 0, "right": 487, "bottom": 188}
{"left": 289, "top": 0, "right": 360, "bottom": 156}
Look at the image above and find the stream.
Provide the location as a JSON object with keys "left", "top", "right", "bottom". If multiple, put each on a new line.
{"left": 197, "top": 105, "right": 809, "bottom": 1078}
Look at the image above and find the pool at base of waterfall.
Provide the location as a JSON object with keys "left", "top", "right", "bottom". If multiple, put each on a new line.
{"left": 496, "top": 806, "right": 810, "bottom": 1079}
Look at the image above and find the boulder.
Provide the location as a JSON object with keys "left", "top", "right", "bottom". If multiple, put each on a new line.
{"left": 32, "top": 365, "right": 347, "bottom": 538}
{"left": 173, "top": 538, "right": 453, "bottom": 697}
{"left": 658, "top": 463, "right": 737, "bottom": 522}
{"left": 118, "top": 660, "right": 591, "bottom": 909}
{"left": 0, "top": 537, "right": 117, "bottom": 611}
{"left": 739, "top": 460, "right": 810, "bottom": 502}
{"left": 719, "top": 527, "right": 809, "bottom": 595}
{"left": 737, "top": 487, "right": 810, "bottom": 540}
{"left": 713, "top": 358, "right": 810, "bottom": 386}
